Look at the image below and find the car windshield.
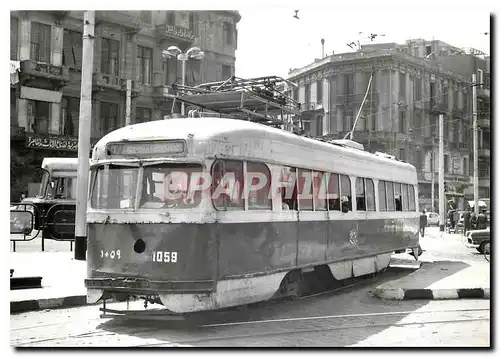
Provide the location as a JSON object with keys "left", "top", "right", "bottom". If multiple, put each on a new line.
{"left": 36, "top": 171, "right": 50, "bottom": 198}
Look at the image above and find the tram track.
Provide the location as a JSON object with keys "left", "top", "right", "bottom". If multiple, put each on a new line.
{"left": 12, "top": 307, "right": 489, "bottom": 347}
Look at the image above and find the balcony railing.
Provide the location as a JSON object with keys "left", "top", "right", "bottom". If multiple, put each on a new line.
{"left": 19, "top": 60, "right": 70, "bottom": 85}
{"left": 155, "top": 24, "right": 195, "bottom": 43}
{"left": 92, "top": 73, "right": 132, "bottom": 92}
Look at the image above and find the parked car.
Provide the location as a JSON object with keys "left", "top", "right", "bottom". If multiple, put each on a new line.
{"left": 426, "top": 212, "right": 439, "bottom": 226}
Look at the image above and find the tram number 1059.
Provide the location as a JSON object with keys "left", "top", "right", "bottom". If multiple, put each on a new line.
{"left": 152, "top": 251, "right": 178, "bottom": 263}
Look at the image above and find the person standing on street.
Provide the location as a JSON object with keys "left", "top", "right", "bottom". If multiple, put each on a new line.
{"left": 477, "top": 209, "right": 487, "bottom": 230}
{"left": 463, "top": 209, "right": 471, "bottom": 236}
{"left": 420, "top": 210, "right": 427, "bottom": 237}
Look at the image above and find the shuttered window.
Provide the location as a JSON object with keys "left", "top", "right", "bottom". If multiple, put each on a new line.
{"left": 101, "top": 102, "right": 119, "bottom": 135}
{"left": 63, "top": 30, "right": 83, "bottom": 68}
{"left": 137, "top": 46, "right": 152, "bottom": 85}
{"left": 101, "top": 38, "right": 119, "bottom": 76}
{"left": 30, "top": 22, "right": 51, "bottom": 63}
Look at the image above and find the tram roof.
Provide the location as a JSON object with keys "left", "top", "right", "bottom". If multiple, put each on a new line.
{"left": 41, "top": 158, "right": 79, "bottom": 172}
{"left": 93, "top": 118, "right": 416, "bottom": 182}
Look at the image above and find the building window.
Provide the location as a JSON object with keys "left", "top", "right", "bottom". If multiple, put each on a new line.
{"left": 223, "top": 22, "right": 233, "bottom": 45}
{"left": 166, "top": 11, "right": 175, "bottom": 25}
{"left": 444, "top": 154, "right": 449, "bottom": 173}
{"left": 60, "top": 97, "right": 80, "bottom": 136}
{"left": 10, "top": 89, "right": 17, "bottom": 125}
{"left": 463, "top": 157, "right": 468, "bottom": 175}
{"left": 413, "top": 77, "right": 422, "bottom": 101}
{"left": 189, "top": 12, "right": 198, "bottom": 36}
{"left": 11, "top": 17, "right": 18, "bottom": 60}
{"left": 222, "top": 64, "right": 232, "bottom": 79}
{"left": 164, "top": 57, "right": 178, "bottom": 85}
{"left": 63, "top": 30, "right": 83, "bottom": 68}
{"left": 413, "top": 47, "right": 419, "bottom": 57}
{"left": 136, "top": 107, "right": 152, "bottom": 124}
{"left": 316, "top": 80, "right": 323, "bottom": 103}
{"left": 399, "top": 72, "right": 406, "bottom": 100}
{"left": 137, "top": 46, "right": 152, "bottom": 85}
{"left": 30, "top": 22, "right": 51, "bottom": 63}
{"left": 399, "top": 110, "right": 405, "bottom": 133}
{"left": 140, "top": 11, "right": 152, "bottom": 24}
{"left": 101, "top": 38, "right": 119, "bottom": 76}
{"left": 344, "top": 111, "right": 353, "bottom": 132}
{"left": 344, "top": 74, "right": 354, "bottom": 96}
{"left": 186, "top": 59, "right": 201, "bottom": 85}
{"left": 100, "top": 102, "right": 119, "bottom": 136}
{"left": 293, "top": 87, "right": 299, "bottom": 101}
{"left": 399, "top": 148, "right": 405, "bottom": 161}
{"left": 27, "top": 100, "right": 50, "bottom": 134}
{"left": 426, "top": 45, "right": 432, "bottom": 56}
{"left": 305, "top": 83, "right": 311, "bottom": 104}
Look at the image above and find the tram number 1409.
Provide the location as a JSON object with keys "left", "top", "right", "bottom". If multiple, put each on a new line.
{"left": 152, "top": 251, "right": 178, "bottom": 263}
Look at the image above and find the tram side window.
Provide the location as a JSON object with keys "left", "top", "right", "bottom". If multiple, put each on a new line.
{"left": 340, "top": 174, "right": 352, "bottom": 212}
{"left": 280, "top": 166, "right": 298, "bottom": 211}
{"left": 212, "top": 160, "right": 244, "bottom": 211}
{"left": 378, "top": 180, "right": 387, "bottom": 212}
{"left": 365, "top": 178, "right": 375, "bottom": 211}
{"left": 327, "top": 173, "right": 340, "bottom": 211}
{"left": 402, "top": 184, "right": 409, "bottom": 211}
{"left": 313, "top": 171, "right": 327, "bottom": 211}
{"left": 90, "top": 165, "right": 138, "bottom": 209}
{"left": 297, "top": 169, "right": 313, "bottom": 211}
{"left": 394, "top": 183, "right": 402, "bottom": 211}
{"left": 386, "top": 181, "right": 395, "bottom": 211}
{"left": 246, "top": 162, "right": 272, "bottom": 210}
{"left": 408, "top": 185, "right": 416, "bottom": 211}
{"left": 356, "top": 177, "right": 366, "bottom": 211}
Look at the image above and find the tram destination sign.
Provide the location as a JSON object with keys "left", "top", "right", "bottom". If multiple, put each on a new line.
{"left": 106, "top": 140, "right": 186, "bottom": 158}
{"left": 25, "top": 133, "right": 98, "bottom": 152}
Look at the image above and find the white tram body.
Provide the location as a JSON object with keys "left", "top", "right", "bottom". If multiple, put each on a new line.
{"left": 85, "top": 117, "right": 419, "bottom": 313}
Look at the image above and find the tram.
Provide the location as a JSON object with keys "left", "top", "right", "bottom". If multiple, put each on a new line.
{"left": 84, "top": 76, "right": 420, "bottom": 314}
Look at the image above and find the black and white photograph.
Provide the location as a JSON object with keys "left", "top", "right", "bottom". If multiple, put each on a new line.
{"left": 8, "top": 1, "right": 492, "bottom": 348}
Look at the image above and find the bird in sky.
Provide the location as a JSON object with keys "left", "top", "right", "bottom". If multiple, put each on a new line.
{"left": 346, "top": 42, "right": 356, "bottom": 49}
{"left": 293, "top": 10, "right": 299, "bottom": 19}
{"left": 482, "top": 32, "right": 489, "bottom": 35}
{"left": 368, "top": 33, "right": 385, "bottom": 41}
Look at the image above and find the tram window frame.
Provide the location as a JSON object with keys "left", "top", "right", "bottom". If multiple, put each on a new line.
{"left": 402, "top": 183, "right": 409, "bottom": 211}
{"left": 340, "top": 174, "right": 352, "bottom": 212}
{"left": 211, "top": 160, "right": 245, "bottom": 211}
{"left": 356, "top": 177, "right": 366, "bottom": 211}
{"left": 408, "top": 185, "right": 416, "bottom": 211}
{"left": 246, "top": 161, "right": 272, "bottom": 211}
{"left": 297, "top": 168, "right": 314, "bottom": 211}
{"left": 394, "top": 182, "right": 403, "bottom": 211}
{"left": 386, "top": 181, "right": 395, "bottom": 211}
{"left": 280, "top": 166, "right": 298, "bottom": 211}
{"left": 378, "top": 180, "right": 387, "bottom": 212}
{"left": 313, "top": 171, "right": 328, "bottom": 211}
{"left": 327, "top": 172, "right": 340, "bottom": 211}
{"left": 365, "top": 178, "right": 375, "bottom": 211}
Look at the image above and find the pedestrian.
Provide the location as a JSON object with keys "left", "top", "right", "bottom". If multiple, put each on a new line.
{"left": 448, "top": 209, "right": 455, "bottom": 233}
{"left": 420, "top": 210, "right": 427, "bottom": 237}
{"left": 453, "top": 209, "right": 460, "bottom": 232}
{"left": 463, "top": 209, "right": 471, "bottom": 236}
{"left": 477, "top": 209, "right": 487, "bottom": 230}
{"left": 470, "top": 212, "right": 478, "bottom": 230}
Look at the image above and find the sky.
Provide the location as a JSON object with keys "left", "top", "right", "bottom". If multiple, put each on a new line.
{"left": 234, "top": 0, "right": 493, "bottom": 79}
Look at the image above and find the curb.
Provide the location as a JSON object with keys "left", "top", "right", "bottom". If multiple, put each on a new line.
{"left": 375, "top": 287, "right": 490, "bottom": 300}
{"left": 10, "top": 295, "right": 87, "bottom": 313}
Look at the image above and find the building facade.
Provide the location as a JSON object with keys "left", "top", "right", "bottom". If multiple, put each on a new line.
{"left": 285, "top": 39, "right": 490, "bottom": 212}
{"left": 10, "top": 10, "right": 240, "bottom": 200}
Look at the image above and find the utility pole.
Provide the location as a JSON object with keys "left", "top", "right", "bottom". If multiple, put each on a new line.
{"left": 472, "top": 73, "right": 479, "bottom": 215}
{"left": 438, "top": 113, "right": 445, "bottom": 232}
{"left": 74, "top": 11, "right": 95, "bottom": 261}
{"left": 431, "top": 144, "right": 435, "bottom": 212}
{"left": 125, "top": 79, "right": 132, "bottom": 126}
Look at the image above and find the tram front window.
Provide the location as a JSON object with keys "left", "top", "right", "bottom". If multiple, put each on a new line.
{"left": 37, "top": 171, "right": 50, "bottom": 198}
{"left": 90, "top": 163, "right": 203, "bottom": 210}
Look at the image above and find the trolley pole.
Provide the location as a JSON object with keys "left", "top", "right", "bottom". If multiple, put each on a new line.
{"left": 472, "top": 73, "right": 479, "bottom": 215}
{"left": 438, "top": 114, "right": 445, "bottom": 232}
{"left": 74, "top": 11, "right": 95, "bottom": 261}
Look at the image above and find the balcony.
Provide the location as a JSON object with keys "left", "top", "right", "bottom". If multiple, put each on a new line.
{"left": 478, "top": 148, "right": 490, "bottom": 158}
{"left": 155, "top": 24, "right": 195, "bottom": 43}
{"left": 477, "top": 117, "right": 490, "bottom": 128}
{"left": 95, "top": 11, "right": 141, "bottom": 30}
{"left": 92, "top": 73, "right": 135, "bottom": 93}
{"left": 19, "top": 60, "right": 70, "bottom": 90}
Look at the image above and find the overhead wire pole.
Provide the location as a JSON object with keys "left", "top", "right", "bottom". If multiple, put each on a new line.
{"left": 438, "top": 113, "right": 445, "bottom": 232}
{"left": 472, "top": 73, "right": 479, "bottom": 215}
{"left": 74, "top": 11, "right": 95, "bottom": 261}
{"left": 345, "top": 72, "right": 373, "bottom": 140}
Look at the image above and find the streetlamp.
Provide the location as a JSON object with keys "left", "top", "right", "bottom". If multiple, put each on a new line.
{"left": 162, "top": 46, "right": 205, "bottom": 116}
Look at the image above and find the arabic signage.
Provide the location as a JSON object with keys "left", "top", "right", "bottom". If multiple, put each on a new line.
{"left": 25, "top": 133, "right": 98, "bottom": 152}
{"left": 162, "top": 25, "right": 195, "bottom": 42}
